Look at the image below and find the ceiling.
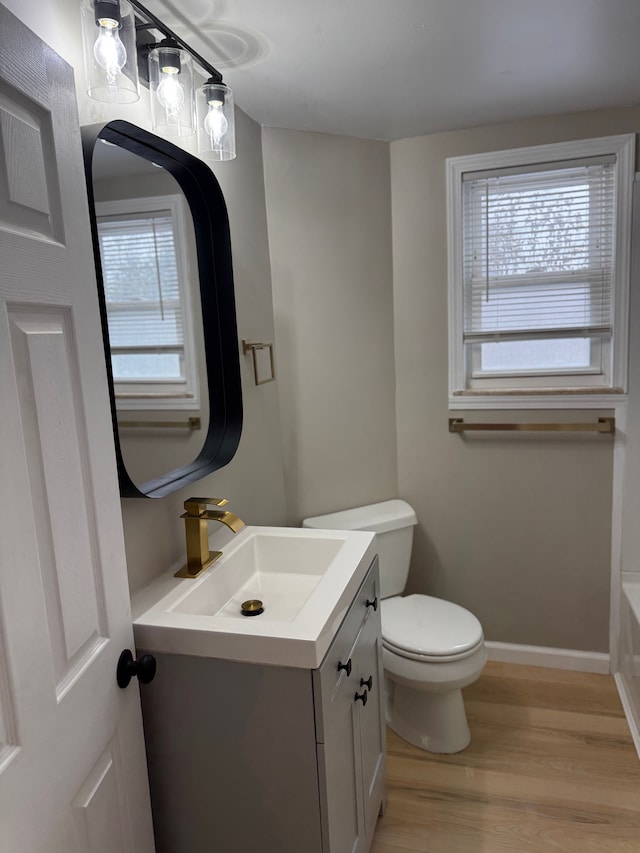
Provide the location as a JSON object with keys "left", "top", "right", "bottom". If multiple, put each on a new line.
{"left": 147, "top": 0, "right": 640, "bottom": 142}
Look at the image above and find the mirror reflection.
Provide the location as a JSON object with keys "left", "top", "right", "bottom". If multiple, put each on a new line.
{"left": 83, "top": 120, "right": 242, "bottom": 498}
{"left": 92, "top": 142, "right": 210, "bottom": 485}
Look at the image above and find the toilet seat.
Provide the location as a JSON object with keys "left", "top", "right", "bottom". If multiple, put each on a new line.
{"left": 382, "top": 594, "right": 484, "bottom": 663}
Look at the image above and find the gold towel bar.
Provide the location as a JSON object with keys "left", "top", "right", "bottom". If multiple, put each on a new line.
{"left": 242, "top": 339, "right": 276, "bottom": 385}
{"left": 449, "top": 417, "right": 615, "bottom": 434}
{"left": 119, "top": 417, "right": 202, "bottom": 430}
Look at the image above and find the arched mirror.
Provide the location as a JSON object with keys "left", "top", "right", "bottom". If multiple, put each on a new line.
{"left": 82, "top": 120, "right": 242, "bottom": 498}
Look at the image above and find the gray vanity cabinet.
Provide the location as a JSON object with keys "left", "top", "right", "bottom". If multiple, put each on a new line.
{"left": 139, "top": 557, "right": 386, "bottom": 853}
{"left": 314, "top": 559, "right": 386, "bottom": 852}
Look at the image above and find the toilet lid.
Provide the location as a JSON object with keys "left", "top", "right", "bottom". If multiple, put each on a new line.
{"left": 381, "top": 594, "right": 483, "bottom": 658}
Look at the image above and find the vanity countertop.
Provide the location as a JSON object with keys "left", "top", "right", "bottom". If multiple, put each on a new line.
{"left": 131, "top": 525, "right": 377, "bottom": 668}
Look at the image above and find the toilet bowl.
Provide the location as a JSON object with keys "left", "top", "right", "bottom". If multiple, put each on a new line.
{"left": 303, "top": 500, "right": 486, "bottom": 754}
{"left": 382, "top": 594, "right": 487, "bottom": 752}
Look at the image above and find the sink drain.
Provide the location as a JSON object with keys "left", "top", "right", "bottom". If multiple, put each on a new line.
{"left": 241, "top": 599, "right": 264, "bottom": 617}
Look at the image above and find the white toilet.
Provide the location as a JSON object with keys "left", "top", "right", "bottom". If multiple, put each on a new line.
{"left": 303, "top": 499, "right": 487, "bottom": 754}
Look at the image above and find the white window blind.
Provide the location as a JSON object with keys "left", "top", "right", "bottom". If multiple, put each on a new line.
{"left": 462, "top": 158, "right": 616, "bottom": 347}
{"left": 97, "top": 211, "right": 184, "bottom": 381}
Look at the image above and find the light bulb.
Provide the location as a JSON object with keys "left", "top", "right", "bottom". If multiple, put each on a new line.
{"left": 93, "top": 18, "right": 126, "bottom": 85}
{"left": 204, "top": 101, "right": 228, "bottom": 144}
{"left": 156, "top": 70, "right": 185, "bottom": 121}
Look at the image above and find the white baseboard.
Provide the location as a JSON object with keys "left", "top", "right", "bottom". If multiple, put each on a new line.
{"left": 485, "top": 641, "right": 610, "bottom": 674}
{"left": 614, "top": 673, "right": 640, "bottom": 761}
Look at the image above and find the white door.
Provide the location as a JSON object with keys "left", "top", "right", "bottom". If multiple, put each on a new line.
{"left": 0, "top": 6, "right": 155, "bottom": 852}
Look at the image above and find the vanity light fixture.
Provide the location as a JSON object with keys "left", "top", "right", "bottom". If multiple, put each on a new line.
{"left": 81, "top": 0, "right": 140, "bottom": 103}
{"left": 197, "top": 79, "right": 236, "bottom": 162}
{"left": 94, "top": 5, "right": 126, "bottom": 76}
{"left": 148, "top": 39, "right": 195, "bottom": 137}
{"left": 82, "top": 0, "right": 237, "bottom": 159}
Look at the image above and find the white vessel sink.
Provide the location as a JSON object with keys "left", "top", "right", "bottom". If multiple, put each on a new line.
{"left": 131, "top": 526, "right": 377, "bottom": 668}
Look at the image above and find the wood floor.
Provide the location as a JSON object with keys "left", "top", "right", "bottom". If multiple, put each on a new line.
{"left": 370, "top": 661, "right": 640, "bottom": 852}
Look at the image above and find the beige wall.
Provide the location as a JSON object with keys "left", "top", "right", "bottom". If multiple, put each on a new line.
{"left": 262, "top": 128, "right": 398, "bottom": 523}
{"left": 9, "top": 0, "right": 640, "bottom": 653}
{"left": 4, "top": 0, "right": 287, "bottom": 594}
{"left": 391, "top": 107, "right": 640, "bottom": 652}
{"left": 122, "top": 108, "right": 288, "bottom": 592}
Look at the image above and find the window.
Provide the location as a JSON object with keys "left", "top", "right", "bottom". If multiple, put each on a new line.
{"left": 96, "top": 194, "right": 200, "bottom": 411}
{"left": 447, "top": 135, "right": 635, "bottom": 409}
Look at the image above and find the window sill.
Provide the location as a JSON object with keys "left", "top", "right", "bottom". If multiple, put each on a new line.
{"left": 449, "top": 388, "right": 627, "bottom": 411}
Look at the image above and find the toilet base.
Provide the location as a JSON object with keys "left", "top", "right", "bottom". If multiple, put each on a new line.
{"left": 386, "top": 681, "right": 471, "bottom": 754}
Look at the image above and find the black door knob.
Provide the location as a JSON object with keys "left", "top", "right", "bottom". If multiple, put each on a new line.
{"left": 360, "top": 675, "right": 373, "bottom": 691}
{"left": 117, "top": 649, "right": 157, "bottom": 688}
{"left": 366, "top": 597, "right": 378, "bottom": 611}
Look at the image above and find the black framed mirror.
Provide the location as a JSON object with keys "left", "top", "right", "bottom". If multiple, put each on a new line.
{"left": 82, "top": 120, "right": 242, "bottom": 498}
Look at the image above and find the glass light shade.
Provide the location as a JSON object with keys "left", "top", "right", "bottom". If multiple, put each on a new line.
{"left": 81, "top": 0, "right": 139, "bottom": 104}
{"left": 148, "top": 43, "right": 196, "bottom": 138}
{"left": 197, "top": 82, "right": 236, "bottom": 162}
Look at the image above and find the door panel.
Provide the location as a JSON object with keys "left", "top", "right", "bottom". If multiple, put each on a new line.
{"left": 0, "top": 85, "right": 62, "bottom": 241}
{"left": 0, "top": 6, "right": 155, "bottom": 851}
{"left": 8, "top": 307, "right": 108, "bottom": 694}
{"left": 72, "top": 737, "right": 131, "bottom": 853}
{"left": 316, "top": 669, "right": 363, "bottom": 853}
{"left": 357, "top": 609, "right": 386, "bottom": 838}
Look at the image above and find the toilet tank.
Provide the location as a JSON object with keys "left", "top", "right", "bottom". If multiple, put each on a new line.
{"left": 302, "top": 500, "right": 417, "bottom": 599}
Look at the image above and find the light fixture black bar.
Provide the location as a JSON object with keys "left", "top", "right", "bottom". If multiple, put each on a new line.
{"left": 127, "top": 0, "right": 223, "bottom": 83}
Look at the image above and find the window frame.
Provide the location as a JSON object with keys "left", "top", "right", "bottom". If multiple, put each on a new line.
{"left": 95, "top": 193, "right": 201, "bottom": 412}
{"left": 446, "top": 134, "right": 635, "bottom": 410}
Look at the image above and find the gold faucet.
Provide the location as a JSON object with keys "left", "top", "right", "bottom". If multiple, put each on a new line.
{"left": 175, "top": 498, "right": 245, "bottom": 579}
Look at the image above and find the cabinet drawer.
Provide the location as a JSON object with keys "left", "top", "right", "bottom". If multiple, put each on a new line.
{"left": 313, "top": 557, "right": 380, "bottom": 744}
